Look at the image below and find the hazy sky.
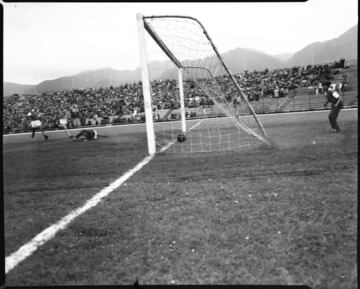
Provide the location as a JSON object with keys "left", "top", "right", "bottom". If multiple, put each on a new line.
{"left": 4, "top": 0, "right": 358, "bottom": 84}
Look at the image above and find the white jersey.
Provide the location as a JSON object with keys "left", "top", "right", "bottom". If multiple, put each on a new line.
{"left": 30, "top": 120, "right": 42, "bottom": 128}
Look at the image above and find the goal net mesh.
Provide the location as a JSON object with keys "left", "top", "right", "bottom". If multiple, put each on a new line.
{"left": 142, "top": 15, "right": 268, "bottom": 154}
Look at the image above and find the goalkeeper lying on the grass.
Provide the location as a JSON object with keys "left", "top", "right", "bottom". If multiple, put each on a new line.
{"left": 71, "top": 128, "right": 108, "bottom": 141}
{"left": 59, "top": 124, "right": 106, "bottom": 141}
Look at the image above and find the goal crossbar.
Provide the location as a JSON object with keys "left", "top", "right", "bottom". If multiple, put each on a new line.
{"left": 142, "top": 14, "right": 269, "bottom": 145}
{"left": 137, "top": 13, "right": 270, "bottom": 154}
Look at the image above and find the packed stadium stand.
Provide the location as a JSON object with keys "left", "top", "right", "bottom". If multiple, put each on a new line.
{"left": 3, "top": 59, "right": 357, "bottom": 134}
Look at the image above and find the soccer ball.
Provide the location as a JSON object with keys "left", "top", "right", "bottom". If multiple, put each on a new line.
{"left": 177, "top": 132, "right": 186, "bottom": 143}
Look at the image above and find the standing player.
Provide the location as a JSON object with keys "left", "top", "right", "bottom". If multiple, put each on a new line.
{"left": 323, "top": 81, "right": 344, "bottom": 133}
{"left": 58, "top": 108, "right": 72, "bottom": 138}
{"left": 58, "top": 108, "right": 70, "bottom": 130}
{"left": 27, "top": 109, "right": 49, "bottom": 140}
{"left": 70, "top": 105, "right": 81, "bottom": 128}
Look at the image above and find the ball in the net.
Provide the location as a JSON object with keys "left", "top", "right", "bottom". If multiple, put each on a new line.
{"left": 177, "top": 133, "right": 186, "bottom": 143}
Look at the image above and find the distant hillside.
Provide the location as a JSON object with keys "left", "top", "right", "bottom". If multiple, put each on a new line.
{"left": 36, "top": 67, "right": 140, "bottom": 94}
{"left": 222, "top": 48, "right": 284, "bottom": 72}
{"left": 286, "top": 24, "right": 357, "bottom": 66}
{"left": 273, "top": 53, "right": 294, "bottom": 61}
{"left": 3, "top": 82, "right": 36, "bottom": 96}
{"left": 158, "top": 48, "right": 284, "bottom": 80}
{"left": 3, "top": 24, "right": 357, "bottom": 96}
{"left": 3, "top": 63, "right": 177, "bottom": 96}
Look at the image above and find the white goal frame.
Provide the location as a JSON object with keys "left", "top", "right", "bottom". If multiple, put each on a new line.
{"left": 137, "top": 13, "right": 268, "bottom": 155}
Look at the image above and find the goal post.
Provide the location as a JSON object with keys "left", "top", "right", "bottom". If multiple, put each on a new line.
{"left": 136, "top": 13, "right": 156, "bottom": 155}
{"left": 137, "top": 13, "right": 269, "bottom": 154}
{"left": 178, "top": 67, "right": 187, "bottom": 134}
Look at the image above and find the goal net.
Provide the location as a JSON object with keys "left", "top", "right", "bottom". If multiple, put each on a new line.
{"left": 137, "top": 14, "right": 269, "bottom": 155}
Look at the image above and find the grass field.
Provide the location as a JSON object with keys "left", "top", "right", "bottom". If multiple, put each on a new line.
{"left": 3, "top": 109, "right": 358, "bottom": 287}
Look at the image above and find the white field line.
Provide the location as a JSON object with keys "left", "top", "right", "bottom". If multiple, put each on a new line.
{"left": 5, "top": 119, "right": 204, "bottom": 275}
{"left": 5, "top": 154, "right": 154, "bottom": 274}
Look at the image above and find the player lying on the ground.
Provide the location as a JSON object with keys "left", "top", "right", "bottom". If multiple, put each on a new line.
{"left": 27, "top": 110, "right": 49, "bottom": 141}
{"left": 70, "top": 128, "right": 107, "bottom": 141}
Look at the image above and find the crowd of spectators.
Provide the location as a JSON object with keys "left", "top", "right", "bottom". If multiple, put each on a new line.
{"left": 231, "top": 62, "right": 337, "bottom": 101}
{"left": 3, "top": 59, "right": 350, "bottom": 134}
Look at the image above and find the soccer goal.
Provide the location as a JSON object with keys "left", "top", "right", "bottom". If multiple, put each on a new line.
{"left": 137, "top": 14, "right": 269, "bottom": 155}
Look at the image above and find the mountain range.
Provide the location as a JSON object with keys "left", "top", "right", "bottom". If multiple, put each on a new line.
{"left": 4, "top": 24, "right": 357, "bottom": 96}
